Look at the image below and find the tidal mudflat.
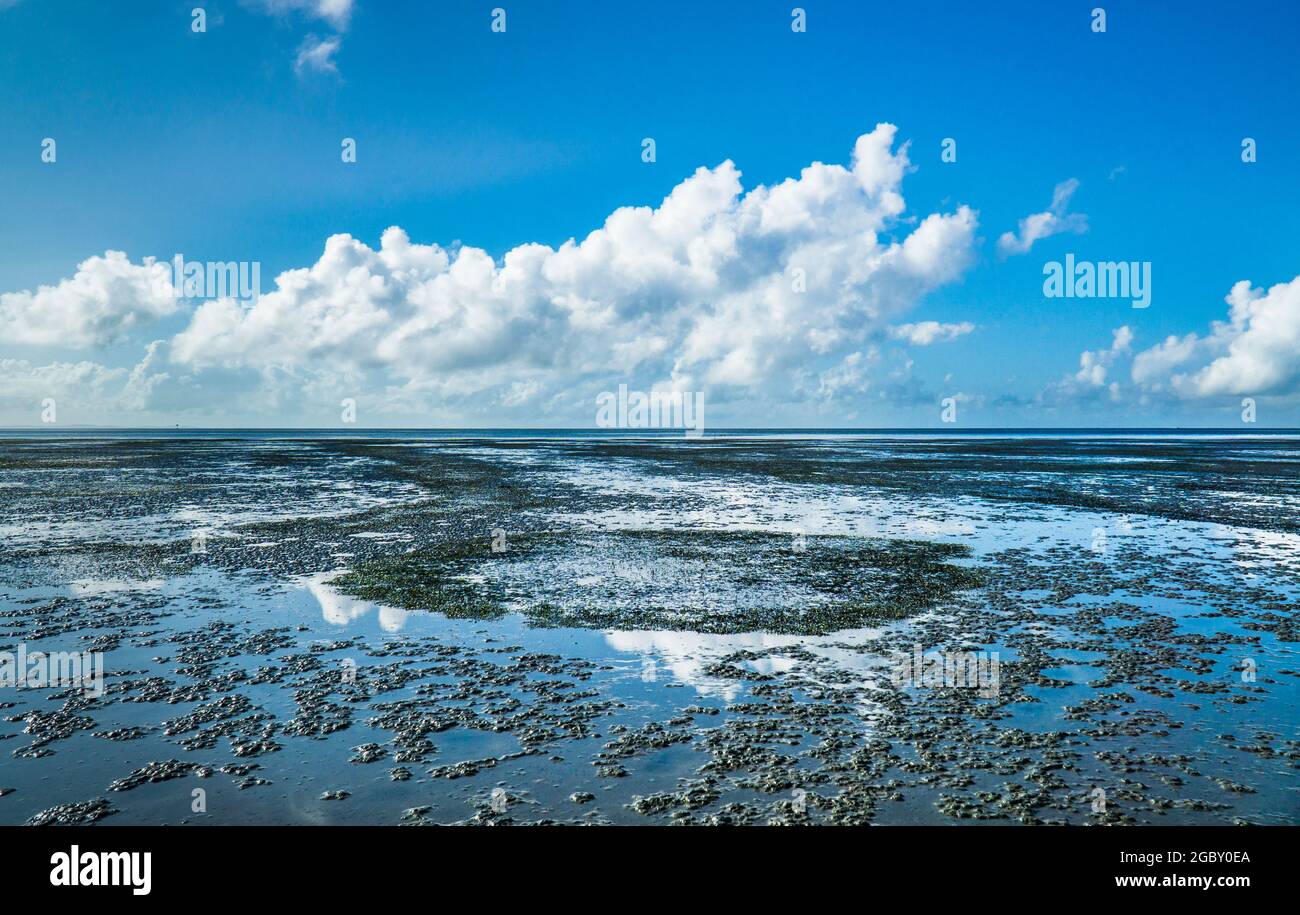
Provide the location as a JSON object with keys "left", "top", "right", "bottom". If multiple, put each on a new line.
{"left": 0, "top": 432, "right": 1296, "bottom": 825}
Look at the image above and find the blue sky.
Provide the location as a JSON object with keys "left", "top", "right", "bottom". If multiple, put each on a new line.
{"left": 1, "top": 0, "right": 1298, "bottom": 427}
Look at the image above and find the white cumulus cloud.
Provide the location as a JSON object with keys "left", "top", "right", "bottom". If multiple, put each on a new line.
{"left": 1043, "top": 325, "right": 1133, "bottom": 404}
{"left": 256, "top": 0, "right": 353, "bottom": 30}
{"left": 997, "top": 178, "right": 1088, "bottom": 257}
{"left": 0, "top": 251, "right": 178, "bottom": 348}
{"left": 294, "top": 34, "right": 342, "bottom": 75}
{"left": 888, "top": 321, "right": 975, "bottom": 346}
{"left": 1132, "top": 275, "right": 1300, "bottom": 397}
{"left": 252, "top": 0, "right": 352, "bottom": 75}
{"left": 168, "top": 123, "right": 979, "bottom": 416}
{"left": 1045, "top": 273, "right": 1300, "bottom": 408}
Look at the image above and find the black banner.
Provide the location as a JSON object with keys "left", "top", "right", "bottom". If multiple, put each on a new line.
{"left": 1, "top": 825, "right": 1283, "bottom": 900}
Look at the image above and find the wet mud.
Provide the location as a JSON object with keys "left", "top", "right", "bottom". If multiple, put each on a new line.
{"left": 0, "top": 434, "right": 1295, "bottom": 825}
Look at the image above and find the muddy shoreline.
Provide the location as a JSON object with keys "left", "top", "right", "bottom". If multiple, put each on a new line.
{"left": 1, "top": 434, "right": 1296, "bottom": 825}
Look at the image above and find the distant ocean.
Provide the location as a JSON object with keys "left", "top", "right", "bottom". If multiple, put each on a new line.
{"left": 3, "top": 426, "right": 1300, "bottom": 440}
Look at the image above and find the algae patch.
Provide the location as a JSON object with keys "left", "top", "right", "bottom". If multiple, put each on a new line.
{"left": 329, "top": 537, "right": 514, "bottom": 621}
{"left": 330, "top": 530, "right": 984, "bottom": 635}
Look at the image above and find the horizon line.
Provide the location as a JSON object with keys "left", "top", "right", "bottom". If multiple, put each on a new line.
{"left": 2, "top": 425, "right": 1297, "bottom": 434}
